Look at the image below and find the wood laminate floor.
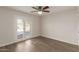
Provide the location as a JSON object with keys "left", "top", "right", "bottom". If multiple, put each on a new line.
{"left": 0, "top": 36, "right": 79, "bottom": 52}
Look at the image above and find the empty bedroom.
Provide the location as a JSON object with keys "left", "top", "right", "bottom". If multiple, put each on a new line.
{"left": 0, "top": 6, "right": 79, "bottom": 52}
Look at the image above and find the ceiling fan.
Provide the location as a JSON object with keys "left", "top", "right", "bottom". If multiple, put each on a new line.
{"left": 31, "top": 6, "right": 50, "bottom": 15}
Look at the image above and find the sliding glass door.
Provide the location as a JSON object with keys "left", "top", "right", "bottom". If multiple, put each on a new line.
{"left": 16, "top": 18, "right": 31, "bottom": 39}
{"left": 17, "top": 19, "right": 24, "bottom": 39}
{"left": 24, "top": 22, "right": 31, "bottom": 38}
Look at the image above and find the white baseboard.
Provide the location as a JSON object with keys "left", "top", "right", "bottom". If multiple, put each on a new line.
{"left": 41, "top": 35, "right": 78, "bottom": 46}
{"left": 0, "top": 35, "right": 39, "bottom": 47}
{"left": 0, "top": 39, "right": 25, "bottom": 47}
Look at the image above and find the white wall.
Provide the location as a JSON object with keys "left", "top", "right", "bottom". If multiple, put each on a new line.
{"left": 41, "top": 8, "right": 78, "bottom": 45}
{"left": 0, "top": 7, "right": 40, "bottom": 47}
{"left": 77, "top": 7, "right": 79, "bottom": 45}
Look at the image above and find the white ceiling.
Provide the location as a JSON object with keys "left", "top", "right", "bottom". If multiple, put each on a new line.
{"left": 8, "top": 6, "right": 77, "bottom": 16}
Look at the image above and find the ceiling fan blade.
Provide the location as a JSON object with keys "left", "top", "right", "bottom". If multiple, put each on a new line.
{"left": 43, "top": 10, "right": 50, "bottom": 12}
{"left": 32, "top": 7, "right": 39, "bottom": 10}
{"left": 43, "top": 6, "right": 49, "bottom": 10}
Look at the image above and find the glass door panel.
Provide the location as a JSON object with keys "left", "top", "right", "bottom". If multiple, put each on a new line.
{"left": 17, "top": 19, "right": 24, "bottom": 39}
{"left": 24, "top": 23, "right": 31, "bottom": 38}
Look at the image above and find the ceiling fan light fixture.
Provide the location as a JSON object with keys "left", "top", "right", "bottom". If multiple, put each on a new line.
{"left": 37, "top": 11, "right": 43, "bottom": 14}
